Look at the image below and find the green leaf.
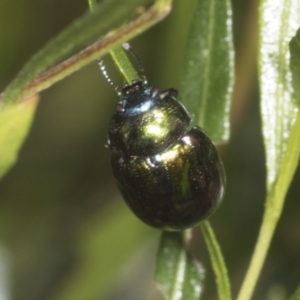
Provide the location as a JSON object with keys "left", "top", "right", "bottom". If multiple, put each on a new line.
{"left": 155, "top": 231, "right": 205, "bottom": 300}
{"left": 178, "top": 1, "right": 234, "bottom": 297}
{"left": 259, "top": 0, "right": 300, "bottom": 191}
{"left": 180, "top": 0, "right": 234, "bottom": 143}
{"left": 0, "top": 97, "right": 38, "bottom": 179}
{"left": 236, "top": 3, "right": 300, "bottom": 300}
{"left": 1, "top": 0, "right": 172, "bottom": 106}
{"left": 88, "top": 1, "right": 140, "bottom": 84}
{"left": 200, "top": 221, "right": 231, "bottom": 300}
{"left": 289, "top": 283, "right": 300, "bottom": 300}
{"left": 236, "top": 106, "right": 300, "bottom": 300}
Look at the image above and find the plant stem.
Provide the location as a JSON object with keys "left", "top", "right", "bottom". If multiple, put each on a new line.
{"left": 236, "top": 202, "right": 277, "bottom": 300}
{"left": 200, "top": 221, "right": 231, "bottom": 300}
{"left": 237, "top": 111, "right": 300, "bottom": 300}
{"left": 87, "top": 0, "right": 97, "bottom": 11}
{"left": 88, "top": 0, "right": 139, "bottom": 84}
{"left": 110, "top": 48, "right": 140, "bottom": 84}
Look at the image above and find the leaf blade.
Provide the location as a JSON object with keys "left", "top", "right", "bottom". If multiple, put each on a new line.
{"left": 0, "top": 97, "right": 38, "bottom": 179}
{"left": 180, "top": 0, "right": 234, "bottom": 143}
{"left": 259, "top": 0, "right": 300, "bottom": 190}
{"left": 155, "top": 231, "right": 205, "bottom": 300}
{"left": 1, "top": 0, "right": 172, "bottom": 106}
{"left": 236, "top": 3, "right": 300, "bottom": 300}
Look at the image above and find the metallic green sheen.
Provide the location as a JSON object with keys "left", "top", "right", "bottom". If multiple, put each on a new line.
{"left": 111, "top": 127, "right": 225, "bottom": 230}
{"left": 108, "top": 93, "right": 191, "bottom": 157}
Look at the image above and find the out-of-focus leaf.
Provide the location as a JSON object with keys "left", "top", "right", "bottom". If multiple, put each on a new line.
{"left": 155, "top": 231, "right": 205, "bottom": 300}
{"left": 51, "top": 203, "right": 155, "bottom": 300}
{"left": 180, "top": 0, "right": 234, "bottom": 143}
{"left": 289, "top": 283, "right": 300, "bottom": 300}
{"left": 1, "top": 0, "right": 173, "bottom": 106}
{"left": 259, "top": 0, "right": 300, "bottom": 191}
{"left": 0, "top": 97, "right": 38, "bottom": 179}
{"left": 200, "top": 221, "right": 231, "bottom": 300}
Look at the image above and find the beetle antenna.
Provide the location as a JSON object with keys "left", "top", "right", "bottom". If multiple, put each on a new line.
{"left": 97, "top": 59, "right": 120, "bottom": 95}
{"left": 122, "top": 42, "right": 147, "bottom": 84}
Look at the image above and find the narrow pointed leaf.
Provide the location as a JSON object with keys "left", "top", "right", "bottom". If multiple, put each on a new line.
{"left": 0, "top": 97, "right": 38, "bottom": 179}
{"left": 259, "top": 0, "right": 300, "bottom": 191}
{"left": 1, "top": 0, "right": 172, "bottom": 106}
{"left": 236, "top": 5, "right": 300, "bottom": 300}
{"left": 180, "top": 0, "right": 234, "bottom": 143}
{"left": 236, "top": 75, "right": 300, "bottom": 300}
{"left": 155, "top": 232, "right": 205, "bottom": 300}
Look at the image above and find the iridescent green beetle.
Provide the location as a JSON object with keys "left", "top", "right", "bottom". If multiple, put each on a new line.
{"left": 103, "top": 44, "right": 225, "bottom": 230}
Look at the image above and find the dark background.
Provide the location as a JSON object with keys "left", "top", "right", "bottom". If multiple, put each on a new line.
{"left": 0, "top": 0, "right": 299, "bottom": 299}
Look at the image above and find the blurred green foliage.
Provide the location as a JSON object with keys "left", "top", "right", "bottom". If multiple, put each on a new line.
{"left": 0, "top": 1, "right": 300, "bottom": 300}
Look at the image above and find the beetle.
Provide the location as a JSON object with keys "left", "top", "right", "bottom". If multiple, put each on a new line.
{"left": 102, "top": 44, "right": 225, "bottom": 230}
